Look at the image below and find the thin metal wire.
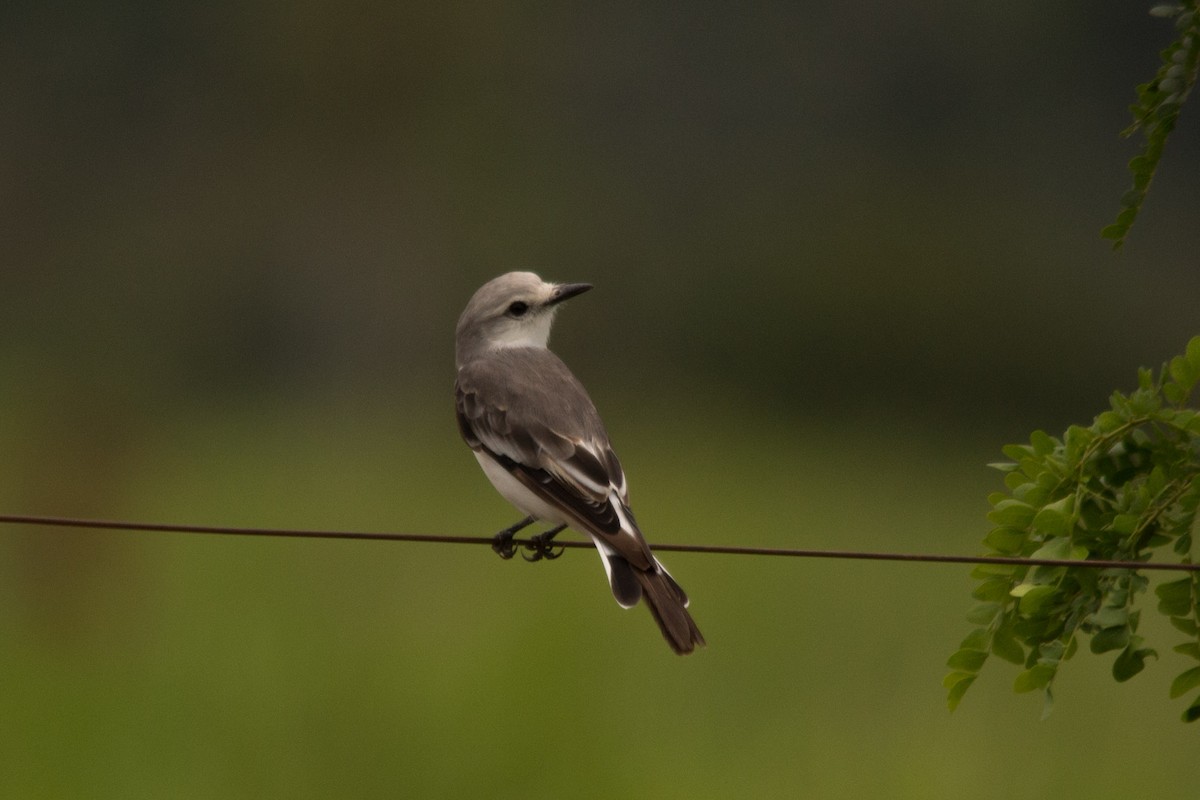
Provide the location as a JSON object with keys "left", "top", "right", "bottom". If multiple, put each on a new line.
{"left": 2, "top": 513, "right": 1198, "bottom": 571}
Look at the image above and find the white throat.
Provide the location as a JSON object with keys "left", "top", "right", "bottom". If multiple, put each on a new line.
{"left": 488, "top": 311, "right": 555, "bottom": 350}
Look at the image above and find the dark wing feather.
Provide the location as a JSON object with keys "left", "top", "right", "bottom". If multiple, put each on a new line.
{"left": 455, "top": 348, "right": 650, "bottom": 564}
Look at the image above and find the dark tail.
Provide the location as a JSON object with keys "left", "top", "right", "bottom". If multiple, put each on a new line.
{"left": 636, "top": 567, "right": 705, "bottom": 655}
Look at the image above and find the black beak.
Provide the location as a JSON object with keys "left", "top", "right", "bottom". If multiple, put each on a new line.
{"left": 546, "top": 282, "right": 593, "bottom": 306}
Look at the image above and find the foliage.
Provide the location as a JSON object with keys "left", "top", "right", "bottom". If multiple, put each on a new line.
{"left": 1102, "top": 2, "right": 1200, "bottom": 249}
{"left": 946, "top": 337, "right": 1200, "bottom": 721}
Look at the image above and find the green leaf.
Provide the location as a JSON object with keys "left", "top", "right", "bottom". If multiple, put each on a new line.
{"left": 1120, "top": 189, "right": 1144, "bottom": 207}
{"left": 1028, "top": 537, "right": 1068, "bottom": 559}
{"left": 1164, "top": 381, "right": 1185, "bottom": 405}
{"left": 943, "top": 670, "right": 974, "bottom": 690}
{"left": 991, "top": 629, "right": 1025, "bottom": 665}
{"left": 1156, "top": 578, "right": 1194, "bottom": 616}
{"left": 1169, "top": 666, "right": 1200, "bottom": 699}
{"left": 1030, "top": 430, "right": 1057, "bottom": 456}
{"left": 1108, "top": 8, "right": 1200, "bottom": 246}
{"left": 1183, "top": 693, "right": 1200, "bottom": 723}
{"left": 1142, "top": 532, "right": 1172, "bottom": 549}
{"left": 966, "top": 603, "right": 1001, "bottom": 625}
{"left": 1017, "top": 478, "right": 1050, "bottom": 507}
{"left": 1112, "top": 645, "right": 1156, "bottom": 682}
{"left": 1169, "top": 355, "right": 1198, "bottom": 390}
{"left": 1170, "top": 615, "right": 1200, "bottom": 635}
{"left": 1175, "top": 410, "right": 1200, "bottom": 435}
{"left": 972, "top": 578, "right": 1013, "bottom": 602}
{"left": 987, "top": 500, "right": 1036, "bottom": 528}
{"left": 1149, "top": 5, "right": 1182, "bottom": 19}
{"left": 1032, "top": 498, "right": 1075, "bottom": 539}
{"left": 1186, "top": 336, "right": 1200, "bottom": 372}
{"left": 1014, "top": 664, "right": 1056, "bottom": 693}
{"left": 984, "top": 527, "right": 1027, "bottom": 555}
{"left": 1028, "top": 536, "right": 1086, "bottom": 562}
{"left": 959, "top": 628, "right": 990, "bottom": 651}
{"left": 1038, "top": 640, "right": 1065, "bottom": 663}
{"left": 1146, "top": 465, "right": 1168, "bottom": 496}
{"left": 946, "top": 673, "right": 976, "bottom": 712}
{"left": 947, "top": 648, "right": 988, "bottom": 672}
{"left": 1166, "top": 381, "right": 1185, "bottom": 407}
{"left": 1111, "top": 514, "right": 1139, "bottom": 535}
{"left": 1016, "top": 585, "right": 1060, "bottom": 617}
{"left": 1091, "top": 626, "right": 1131, "bottom": 654}
{"left": 1100, "top": 223, "right": 1127, "bottom": 242}
{"left": 1003, "top": 471, "right": 1029, "bottom": 491}
{"left": 1104, "top": 587, "right": 1130, "bottom": 607}
{"left": 1012, "top": 616, "right": 1058, "bottom": 641}
{"left": 1001, "top": 443, "right": 1033, "bottom": 461}
{"left": 1172, "top": 642, "right": 1200, "bottom": 659}
{"left": 1027, "top": 563, "right": 1065, "bottom": 585}
{"left": 1171, "top": 408, "right": 1197, "bottom": 427}
{"left": 1064, "top": 424, "right": 1095, "bottom": 457}
{"left": 1088, "top": 605, "right": 1130, "bottom": 629}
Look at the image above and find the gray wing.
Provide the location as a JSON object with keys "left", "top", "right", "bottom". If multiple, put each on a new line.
{"left": 455, "top": 348, "right": 653, "bottom": 570}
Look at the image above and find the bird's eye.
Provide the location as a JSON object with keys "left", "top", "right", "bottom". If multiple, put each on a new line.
{"left": 507, "top": 301, "right": 530, "bottom": 317}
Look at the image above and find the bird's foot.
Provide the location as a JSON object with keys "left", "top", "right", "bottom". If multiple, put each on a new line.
{"left": 522, "top": 524, "right": 567, "bottom": 562}
{"left": 491, "top": 516, "right": 535, "bottom": 560}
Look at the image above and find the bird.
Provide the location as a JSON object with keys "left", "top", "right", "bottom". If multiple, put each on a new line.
{"left": 453, "top": 272, "right": 704, "bottom": 655}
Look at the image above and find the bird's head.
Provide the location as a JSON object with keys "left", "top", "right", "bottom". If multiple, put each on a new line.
{"left": 455, "top": 271, "right": 592, "bottom": 364}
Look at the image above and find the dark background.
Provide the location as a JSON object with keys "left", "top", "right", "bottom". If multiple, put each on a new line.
{"left": 2, "top": 3, "right": 1198, "bottom": 797}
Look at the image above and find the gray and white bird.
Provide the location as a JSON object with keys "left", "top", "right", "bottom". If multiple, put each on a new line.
{"left": 454, "top": 272, "right": 704, "bottom": 655}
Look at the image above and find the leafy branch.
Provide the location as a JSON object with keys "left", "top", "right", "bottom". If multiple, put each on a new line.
{"left": 946, "top": 336, "right": 1200, "bottom": 722}
{"left": 1102, "top": 2, "right": 1200, "bottom": 249}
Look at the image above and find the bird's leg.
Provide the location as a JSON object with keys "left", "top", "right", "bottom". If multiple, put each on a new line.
{"left": 492, "top": 516, "right": 535, "bottom": 559}
{"left": 522, "top": 523, "right": 568, "bottom": 562}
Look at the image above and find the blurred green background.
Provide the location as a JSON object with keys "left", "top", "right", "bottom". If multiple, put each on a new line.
{"left": 2, "top": 2, "right": 1199, "bottom": 797}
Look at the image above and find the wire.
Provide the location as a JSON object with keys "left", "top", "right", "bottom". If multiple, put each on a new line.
{"left": 2, "top": 513, "right": 1198, "bottom": 572}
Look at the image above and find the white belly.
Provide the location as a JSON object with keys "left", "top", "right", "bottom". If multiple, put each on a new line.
{"left": 474, "top": 450, "right": 652, "bottom": 608}
{"left": 475, "top": 451, "right": 571, "bottom": 525}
